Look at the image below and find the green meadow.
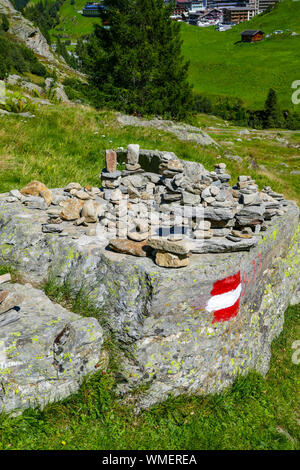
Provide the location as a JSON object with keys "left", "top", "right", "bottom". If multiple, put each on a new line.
{"left": 44, "top": 0, "right": 300, "bottom": 110}
{"left": 50, "top": 0, "right": 101, "bottom": 40}
{"left": 0, "top": 104, "right": 299, "bottom": 202}
{"left": 181, "top": 0, "right": 300, "bottom": 109}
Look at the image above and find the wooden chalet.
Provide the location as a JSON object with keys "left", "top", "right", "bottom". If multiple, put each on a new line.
{"left": 241, "top": 30, "right": 264, "bottom": 42}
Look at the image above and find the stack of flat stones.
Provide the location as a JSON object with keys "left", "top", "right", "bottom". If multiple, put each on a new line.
{"left": 5, "top": 180, "right": 108, "bottom": 238}
{"left": 148, "top": 236, "right": 190, "bottom": 268}
{"left": 100, "top": 144, "right": 289, "bottom": 266}
{"left": 4, "top": 143, "right": 290, "bottom": 269}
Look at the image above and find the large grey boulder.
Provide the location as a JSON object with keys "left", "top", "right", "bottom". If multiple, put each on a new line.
{"left": 0, "top": 282, "right": 104, "bottom": 415}
{"left": 45, "top": 78, "right": 70, "bottom": 103}
{"left": 0, "top": 194, "right": 299, "bottom": 410}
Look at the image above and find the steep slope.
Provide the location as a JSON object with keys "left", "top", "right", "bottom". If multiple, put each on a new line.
{"left": 181, "top": 0, "right": 300, "bottom": 109}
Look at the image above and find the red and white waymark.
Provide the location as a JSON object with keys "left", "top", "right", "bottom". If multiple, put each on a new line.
{"left": 206, "top": 271, "right": 242, "bottom": 323}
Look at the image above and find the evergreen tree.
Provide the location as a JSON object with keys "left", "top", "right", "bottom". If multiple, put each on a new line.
{"left": 85, "top": 0, "right": 193, "bottom": 118}
{"left": 264, "top": 88, "right": 283, "bottom": 128}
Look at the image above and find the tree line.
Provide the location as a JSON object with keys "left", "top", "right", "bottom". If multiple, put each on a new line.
{"left": 194, "top": 89, "right": 300, "bottom": 130}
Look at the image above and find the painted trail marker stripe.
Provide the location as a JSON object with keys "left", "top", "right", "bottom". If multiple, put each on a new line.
{"left": 207, "top": 271, "right": 242, "bottom": 323}
{"left": 212, "top": 298, "right": 240, "bottom": 324}
{"left": 210, "top": 271, "right": 241, "bottom": 296}
{"left": 206, "top": 283, "right": 242, "bottom": 313}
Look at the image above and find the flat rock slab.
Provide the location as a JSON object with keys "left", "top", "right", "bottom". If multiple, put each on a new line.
{"left": 117, "top": 114, "right": 217, "bottom": 147}
{"left": 0, "top": 194, "right": 299, "bottom": 410}
{"left": 0, "top": 282, "right": 103, "bottom": 415}
{"left": 109, "top": 238, "right": 152, "bottom": 257}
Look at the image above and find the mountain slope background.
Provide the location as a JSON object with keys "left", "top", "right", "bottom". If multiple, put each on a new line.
{"left": 33, "top": 0, "right": 300, "bottom": 110}
{"left": 182, "top": 0, "right": 300, "bottom": 109}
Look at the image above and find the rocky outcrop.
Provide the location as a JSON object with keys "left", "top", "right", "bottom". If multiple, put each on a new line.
{"left": 0, "top": 281, "right": 104, "bottom": 415}
{"left": 45, "top": 78, "right": 70, "bottom": 103}
{"left": 0, "top": 0, "right": 57, "bottom": 62}
{"left": 117, "top": 114, "right": 218, "bottom": 147}
{"left": 0, "top": 187, "right": 299, "bottom": 410}
{"left": 0, "top": 145, "right": 299, "bottom": 413}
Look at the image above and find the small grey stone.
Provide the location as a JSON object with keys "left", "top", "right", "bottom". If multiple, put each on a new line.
{"left": 101, "top": 170, "right": 122, "bottom": 180}
{"left": 127, "top": 144, "right": 140, "bottom": 165}
{"left": 10, "top": 190, "right": 22, "bottom": 200}
{"left": 182, "top": 192, "right": 201, "bottom": 206}
{"left": 42, "top": 224, "right": 64, "bottom": 233}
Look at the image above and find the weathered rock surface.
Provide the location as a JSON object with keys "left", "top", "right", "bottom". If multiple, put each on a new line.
{"left": 0, "top": 193, "right": 299, "bottom": 410}
{"left": 0, "top": 0, "right": 57, "bottom": 62}
{"left": 0, "top": 282, "right": 103, "bottom": 415}
{"left": 117, "top": 114, "right": 217, "bottom": 147}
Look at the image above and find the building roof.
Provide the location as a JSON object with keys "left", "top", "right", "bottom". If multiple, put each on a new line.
{"left": 224, "top": 6, "right": 256, "bottom": 10}
{"left": 241, "top": 30, "right": 264, "bottom": 36}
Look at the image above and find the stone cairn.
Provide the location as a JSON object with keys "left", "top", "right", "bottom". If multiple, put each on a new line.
{"left": 100, "top": 144, "right": 287, "bottom": 267}
{"left": 8, "top": 145, "right": 288, "bottom": 269}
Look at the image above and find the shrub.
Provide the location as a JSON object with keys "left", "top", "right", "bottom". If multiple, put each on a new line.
{"left": 63, "top": 77, "right": 102, "bottom": 106}
{"left": 1, "top": 92, "right": 38, "bottom": 114}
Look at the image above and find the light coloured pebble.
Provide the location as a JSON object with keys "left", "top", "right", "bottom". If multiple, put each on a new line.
{"left": 110, "top": 189, "right": 122, "bottom": 202}
{"left": 193, "top": 229, "right": 213, "bottom": 239}
{"left": 128, "top": 231, "right": 148, "bottom": 242}
{"left": 204, "top": 197, "right": 215, "bottom": 204}
{"left": 75, "top": 190, "right": 91, "bottom": 200}
{"left": 210, "top": 186, "right": 220, "bottom": 197}
{"left": 10, "top": 189, "right": 22, "bottom": 200}
{"left": 6, "top": 197, "right": 18, "bottom": 203}
{"left": 197, "top": 220, "right": 211, "bottom": 231}
{"left": 64, "top": 182, "right": 82, "bottom": 192}
{"left": 201, "top": 187, "right": 211, "bottom": 198}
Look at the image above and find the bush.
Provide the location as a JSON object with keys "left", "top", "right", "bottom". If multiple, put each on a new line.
{"left": 0, "top": 61, "right": 8, "bottom": 80}
{"left": 191, "top": 90, "right": 299, "bottom": 130}
{"left": 0, "top": 92, "right": 37, "bottom": 114}
{"left": 193, "top": 94, "right": 213, "bottom": 114}
{"left": 63, "top": 77, "right": 102, "bottom": 106}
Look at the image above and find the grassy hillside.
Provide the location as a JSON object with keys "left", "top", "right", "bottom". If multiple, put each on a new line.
{"left": 40, "top": 0, "right": 300, "bottom": 110}
{"left": 0, "top": 102, "right": 299, "bottom": 202}
{"left": 26, "top": 0, "right": 101, "bottom": 41}
{"left": 181, "top": 0, "right": 300, "bottom": 109}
